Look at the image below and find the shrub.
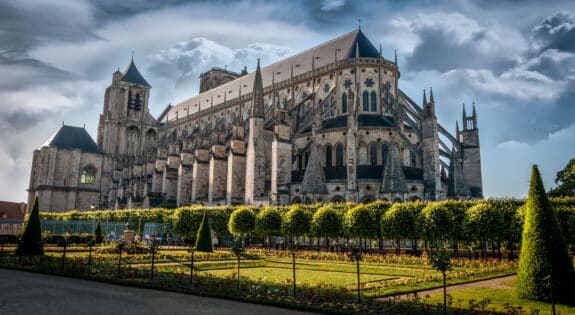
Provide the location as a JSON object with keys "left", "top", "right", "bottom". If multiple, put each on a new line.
{"left": 344, "top": 204, "right": 377, "bottom": 240}
{"left": 517, "top": 165, "right": 575, "bottom": 304}
{"left": 95, "top": 221, "right": 103, "bottom": 244}
{"left": 311, "top": 204, "right": 343, "bottom": 250}
{"left": 195, "top": 211, "right": 212, "bottom": 252}
{"left": 16, "top": 196, "right": 44, "bottom": 256}
{"left": 381, "top": 202, "right": 424, "bottom": 254}
{"left": 465, "top": 202, "right": 503, "bottom": 258}
{"left": 421, "top": 203, "right": 452, "bottom": 248}
{"left": 255, "top": 207, "right": 283, "bottom": 247}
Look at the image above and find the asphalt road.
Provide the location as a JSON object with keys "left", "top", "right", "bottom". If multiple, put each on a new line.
{"left": 0, "top": 269, "right": 318, "bottom": 315}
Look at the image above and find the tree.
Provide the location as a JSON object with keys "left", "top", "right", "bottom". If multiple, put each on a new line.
{"left": 282, "top": 205, "right": 311, "bottom": 238}
{"left": 228, "top": 207, "right": 256, "bottom": 237}
{"left": 548, "top": 158, "right": 575, "bottom": 197}
{"left": 465, "top": 202, "right": 504, "bottom": 259}
{"left": 344, "top": 205, "right": 377, "bottom": 251}
{"left": 381, "top": 202, "right": 424, "bottom": 255}
{"left": 422, "top": 203, "right": 453, "bottom": 250}
{"left": 517, "top": 165, "right": 575, "bottom": 304}
{"left": 195, "top": 211, "right": 212, "bottom": 252}
{"left": 429, "top": 245, "right": 452, "bottom": 315}
{"left": 255, "top": 207, "right": 283, "bottom": 249}
{"left": 311, "top": 204, "right": 343, "bottom": 251}
{"left": 94, "top": 221, "right": 103, "bottom": 244}
{"left": 16, "top": 196, "right": 43, "bottom": 256}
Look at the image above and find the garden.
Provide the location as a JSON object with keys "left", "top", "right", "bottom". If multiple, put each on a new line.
{"left": 2, "top": 166, "right": 575, "bottom": 314}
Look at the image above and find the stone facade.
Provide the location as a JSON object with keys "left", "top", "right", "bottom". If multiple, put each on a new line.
{"left": 28, "top": 29, "right": 483, "bottom": 211}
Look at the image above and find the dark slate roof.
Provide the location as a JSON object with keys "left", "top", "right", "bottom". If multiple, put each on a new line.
{"left": 322, "top": 116, "right": 347, "bottom": 130}
{"left": 121, "top": 59, "right": 151, "bottom": 88}
{"left": 358, "top": 115, "right": 395, "bottom": 128}
{"left": 169, "top": 29, "right": 390, "bottom": 120}
{"left": 300, "top": 145, "right": 328, "bottom": 194}
{"left": 402, "top": 167, "right": 423, "bottom": 181}
{"left": 42, "top": 125, "right": 102, "bottom": 154}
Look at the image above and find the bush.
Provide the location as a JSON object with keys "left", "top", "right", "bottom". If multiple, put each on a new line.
{"left": 382, "top": 202, "right": 424, "bottom": 254}
{"left": 344, "top": 204, "right": 377, "bottom": 240}
{"left": 95, "top": 222, "right": 103, "bottom": 244}
{"left": 255, "top": 207, "right": 283, "bottom": 247}
{"left": 16, "top": 196, "right": 43, "bottom": 256}
{"left": 311, "top": 204, "right": 343, "bottom": 249}
{"left": 517, "top": 165, "right": 575, "bottom": 304}
{"left": 465, "top": 202, "right": 503, "bottom": 258}
{"left": 195, "top": 211, "right": 212, "bottom": 252}
{"left": 228, "top": 207, "right": 256, "bottom": 237}
{"left": 422, "top": 203, "right": 452, "bottom": 248}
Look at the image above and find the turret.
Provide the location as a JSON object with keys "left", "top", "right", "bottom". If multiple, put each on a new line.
{"left": 460, "top": 103, "right": 482, "bottom": 198}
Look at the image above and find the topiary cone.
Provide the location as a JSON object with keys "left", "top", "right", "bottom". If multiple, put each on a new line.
{"left": 16, "top": 196, "right": 44, "bottom": 256}
{"left": 517, "top": 165, "right": 575, "bottom": 304}
{"left": 195, "top": 211, "right": 213, "bottom": 252}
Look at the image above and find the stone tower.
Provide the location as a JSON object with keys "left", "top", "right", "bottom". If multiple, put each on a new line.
{"left": 244, "top": 60, "right": 266, "bottom": 204}
{"left": 421, "top": 88, "right": 441, "bottom": 200}
{"left": 460, "top": 104, "right": 483, "bottom": 197}
{"left": 96, "top": 58, "right": 157, "bottom": 208}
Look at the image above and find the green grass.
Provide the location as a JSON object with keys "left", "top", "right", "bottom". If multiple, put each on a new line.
{"left": 201, "top": 267, "right": 398, "bottom": 287}
{"left": 426, "top": 287, "right": 575, "bottom": 314}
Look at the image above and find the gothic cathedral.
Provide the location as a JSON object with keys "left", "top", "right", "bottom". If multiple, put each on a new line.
{"left": 27, "top": 29, "right": 482, "bottom": 212}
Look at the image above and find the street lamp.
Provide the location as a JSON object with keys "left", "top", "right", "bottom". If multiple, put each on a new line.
{"left": 150, "top": 234, "right": 159, "bottom": 280}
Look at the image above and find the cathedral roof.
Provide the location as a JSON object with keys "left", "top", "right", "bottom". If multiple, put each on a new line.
{"left": 380, "top": 143, "right": 408, "bottom": 193}
{"left": 300, "top": 145, "right": 328, "bottom": 194}
{"left": 42, "top": 125, "right": 102, "bottom": 154}
{"left": 168, "top": 29, "right": 388, "bottom": 121}
{"left": 121, "top": 59, "right": 151, "bottom": 88}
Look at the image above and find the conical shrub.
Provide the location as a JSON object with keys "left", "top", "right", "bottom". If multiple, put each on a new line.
{"left": 16, "top": 196, "right": 44, "bottom": 256}
{"left": 517, "top": 165, "right": 575, "bottom": 304}
{"left": 95, "top": 222, "right": 103, "bottom": 244}
{"left": 195, "top": 211, "right": 213, "bottom": 252}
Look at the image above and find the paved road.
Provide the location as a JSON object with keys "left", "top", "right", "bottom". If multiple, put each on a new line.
{"left": 0, "top": 269, "right": 318, "bottom": 315}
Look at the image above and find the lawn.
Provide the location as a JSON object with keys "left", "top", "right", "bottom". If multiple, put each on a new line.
{"left": 426, "top": 287, "right": 575, "bottom": 314}
{"left": 201, "top": 266, "right": 399, "bottom": 287}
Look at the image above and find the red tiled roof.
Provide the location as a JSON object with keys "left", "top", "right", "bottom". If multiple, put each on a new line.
{"left": 0, "top": 201, "right": 26, "bottom": 219}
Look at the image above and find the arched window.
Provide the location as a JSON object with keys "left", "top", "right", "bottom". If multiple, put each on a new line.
{"left": 369, "top": 143, "right": 378, "bottom": 166}
{"left": 298, "top": 155, "right": 303, "bottom": 170}
{"left": 381, "top": 143, "right": 389, "bottom": 167}
{"left": 341, "top": 93, "right": 347, "bottom": 114}
{"left": 335, "top": 144, "right": 344, "bottom": 166}
{"left": 325, "top": 144, "right": 333, "bottom": 167}
{"left": 371, "top": 91, "right": 377, "bottom": 112}
{"left": 410, "top": 149, "right": 417, "bottom": 167}
{"left": 363, "top": 91, "right": 369, "bottom": 112}
{"left": 80, "top": 166, "right": 97, "bottom": 184}
{"left": 304, "top": 151, "right": 309, "bottom": 169}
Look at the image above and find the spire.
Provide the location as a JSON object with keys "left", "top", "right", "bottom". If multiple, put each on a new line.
{"left": 394, "top": 49, "right": 398, "bottom": 64}
{"left": 355, "top": 40, "right": 360, "bottom": 58}
{"left": 121, "top": 58, "right": 151, "bottom": 88}
{"left": 472, "top": 102, "right": 477, "bottom": 117}
{"left": 422, "top": 89, "right": 427, "bottom": 106}
{"left": 300, "top": 145, "right": 328, "bottom": 195}
{"left": 429, "top": 87, "right": 434, "bottom": 106}
{"left": 380, "top": 143, "right": 408, "bottom": 193}
{"left": 472, "top": 102, "right": 478, "bottom": 129}
{"left": 379, "top": 44, "right": 383, "bottom": 58}
{"left": 250, "top": 59, "right": 265, "bottom": 118}
{"left": 462, "top": 103, "right": 467, "bottom": 130}
{"left": 455, "top": 120, "right": 460, "bottom": 138}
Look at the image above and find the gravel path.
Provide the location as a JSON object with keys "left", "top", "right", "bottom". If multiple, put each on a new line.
{"left": 384, "top": 274, "right": 516, "bottom": 301}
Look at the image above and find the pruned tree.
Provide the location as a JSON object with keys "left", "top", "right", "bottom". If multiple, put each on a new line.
{"left": 311, "top": 204, "right": 343, "bottom": 251}
{"left": 16, "top": 196, "right": 43, "bottom": 256}
{"left": 517, "top": 165, "right": 575, "bottom": 304}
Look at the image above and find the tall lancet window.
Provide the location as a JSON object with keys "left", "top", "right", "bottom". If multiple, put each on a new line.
{"left": 335, "top": 144, "right": 344, "bottom": 166}
{"left": 371, "top": 91, "right": 377, "bottom": 112}
{"left": 127, "top": 126, "right": 140, "bottom": 156}
{"left": 341, "top": 93, "right": 347, "bottom": 114}
{"left": 369, "top": 143, "right": 378, "bottom": 166}
{"left": 363, "top": 91, "right": 369, "bottom": 112}
{"left": 325, "top": 144, "right": 333, "bottom": 167}
{"left": 381, "top": 143, "right": 389, "bottom": 167}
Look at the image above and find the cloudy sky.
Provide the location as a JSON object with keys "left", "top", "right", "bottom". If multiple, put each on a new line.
{"left": 2, "top": 0, "right": 575, "bottom": 203}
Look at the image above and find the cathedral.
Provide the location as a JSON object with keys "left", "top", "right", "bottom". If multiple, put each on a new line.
{"left": 27, "top": 29, "right": 483, "bottom": 212}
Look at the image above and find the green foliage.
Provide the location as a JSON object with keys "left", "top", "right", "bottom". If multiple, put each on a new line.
{"left": 282, "top": 205, "right": 312, "bottom": 237}
{"left": 255, "top": 207, "right": 283, "bottom": 237}
{"left": 195, "top": 211, "right": 213, "bottom": 252}
{"left": 548, "top": 158, "right": 575, "bottom": 197}
{"left": 344, "top": 204, "right": 378, "bottom": 239}
{"left": 16, "top": 196, "right": 44, "bottom": 256}
{"left": 486, "top": 198, "right": 523, "bottom": 249}
{"left": 429, "top": 246, "right": 452, "bottom": 273}
{"left": 422, "top": 203, "right": 453, "bottom": 247}
{"left": 517, "top": 165, "right": 575, "bottom": 304}
{"left": 228, "top": 207, "right": 256, "bottom": 237}
{"left": 311, "top": 204, "right": 343, "bottom": 239}
{"left": 381, "top": 202, "right": 425, "bottom": 242}
{"left": 172, "top": 207, "right": 204, "bottom": 241}
{"left": 95, "top": 222, "right": 103, "bottom": 244}
{"left": 465, "top": 202, "right": 504, "bottom": 244}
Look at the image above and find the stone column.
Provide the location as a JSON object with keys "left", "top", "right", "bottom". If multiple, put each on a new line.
{"left": 208, "top": 144, "right": 228, "bottom": 205}
{"left": 271, "top": 125, "right": 292, "bottom": 205}
{"left": 191, "top": 149, "right": 209, "bottom": 203}
{"left": 177, "top": 151, "right": 194, "bottom": 206}
{"left": 226, "top": 139, "right": 246, "bottom": 205}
